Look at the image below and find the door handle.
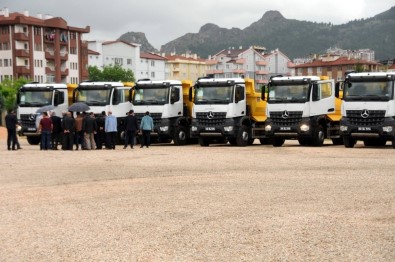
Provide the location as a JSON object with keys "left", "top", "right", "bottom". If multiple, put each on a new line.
{"left": 178, "top": 112, "right": 181, "bottom": 115}
{"left": 327, "top": 108, "right": 334, "bottom": 112}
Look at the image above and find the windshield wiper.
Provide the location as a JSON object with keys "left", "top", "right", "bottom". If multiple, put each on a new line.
{"left": 365, "top": 95, "right": 390, "bottom": 101}
{"left": 345, "top": 95, "right": 363, "bottom": 101}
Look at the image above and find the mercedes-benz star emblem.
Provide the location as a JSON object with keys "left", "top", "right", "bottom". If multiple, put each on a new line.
{"left": 282, "top": 110, "right": 289, "bottom": 119}
{"left": 29, "top": 114, "right": 36, "bottom": 121}
{"left": 361, "top": 109, "right": 369, "bottom": 118}
{"left": 207, "top": 111, "right": 214, "bottom": 119}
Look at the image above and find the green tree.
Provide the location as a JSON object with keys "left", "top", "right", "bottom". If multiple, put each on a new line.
{"left": 88, "top": 65, "right": 135, "bottom": 82}
{"left": 0, "top": 77, "right": 29, "bottom": 111}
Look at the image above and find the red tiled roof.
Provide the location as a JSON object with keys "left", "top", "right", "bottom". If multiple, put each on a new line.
{"left": 102, "top": 40, "right": 138, "bottom": 48}
{"left": 88, "top": 49, "right": 100, "bottom": 55}
{"left": 293, "top": 57, "right": 380, "bottom": 68}
{"left": 140, "top": 52, "right": 167, "bottom": 60}
{"left": 389, "top": 64, "right": 395, "bottom": 70}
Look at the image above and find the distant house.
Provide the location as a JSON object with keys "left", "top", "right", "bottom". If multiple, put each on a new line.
{"left": 293, "top": 56, "right": 380, "bottom": 81}
{"left": 164, "top": 53, "right": 207, "bottom": 81}
{"left": 206, "top": 46, "right": 292, "bottom": 87}
{"left": 137, "top": 52, "right": 166, "bottom": 81}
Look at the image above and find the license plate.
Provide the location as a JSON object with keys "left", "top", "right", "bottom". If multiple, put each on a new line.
{"left": 280, "top": 127, "right": 291, "bottom": 131}
{"left": 205, "top": 127, "right": 215, "bottom": 131}
{"left": 28, "top": 128, "right": 36, "bottom": 131}
{"left": 358, "top": 127, "right": 371, "bottom": 131}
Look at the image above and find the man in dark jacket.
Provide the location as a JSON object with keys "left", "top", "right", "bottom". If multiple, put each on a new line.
{"left": 123, "top": 110, "right": 139, "bottom": 149}
{"left": 50, "top": 112, "right": 62, "bottom": 150}
{"left": 83, "top": 112, "right": 98, "bottom": 150}
{"left": 5, "top": 110, "right": 18, "bottom": 150}
{"left": 61, "top": 112, "right": 75, "bottom": 150}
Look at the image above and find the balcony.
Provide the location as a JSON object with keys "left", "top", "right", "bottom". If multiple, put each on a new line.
{"left": 46, "top": 67, "right": 55, "bottom": 74}
{"left": 255, "top": 70, "right": 269, "bottom": 75}
{"left": 61, "top": 68, "right": 69, "bottom": 76}
{"left": 16, "top": 66, "right": 30, "bottom": 74}
{"left": 15, "top": 49, "right": 29, "bottom": 57}
{"left": 233, "top": 69, "right": 245, "bottom": 74}
{"left": 256, "top": 60, "right": 268, "bottom": 66}
{"left": 256, "top": 79, "right": 268, "bottom": 84}
{"left": 206, "top": 70, "right": 224, "bottom": 74}
{"left": 45, "top": 50, "right": 55, "bottom": 60}
{"left": 235, "top": 58, "right": 246, "bottom": 64}
{"left": 14, "top": 32, "right": 29, "bottom": 41}
{"left": 172, "top": 67, "right": 180, "bottom": 72}
{"left": 60, "top": 52, "right": 68, "bottom": 61}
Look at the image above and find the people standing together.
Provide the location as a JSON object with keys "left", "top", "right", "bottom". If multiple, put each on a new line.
{"left": 5, "top": 110, "right": 156, "bottom": 151}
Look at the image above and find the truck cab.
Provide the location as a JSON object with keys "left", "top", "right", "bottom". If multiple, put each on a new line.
{"left": 340, "top": 72, "right": 395, "bottom": 148}
{"left": 264, "top": 76, "right": 340, "bottom": 146}
{"left": 190, "top": 77, "right": 267, "bottom": 147}
{"left": 132, "top": 79, "right": 193, "bottom": 145}
{"left": 17, "top": 83, "right": 70, "bottom": 145}
{"left": 73, "top": 81, "right": 132, "bottom": 141}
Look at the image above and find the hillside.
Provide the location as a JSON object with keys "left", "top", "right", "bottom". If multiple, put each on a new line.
{"left": 118, "top": 32, "right": 158, "bottom": 53}
{"left": 159, "top": 7, "right": 395, "bottom": 60}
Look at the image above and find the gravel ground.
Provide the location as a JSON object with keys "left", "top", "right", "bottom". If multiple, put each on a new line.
{"left": 0, "top": 128, "right": 394, "bottom": 261}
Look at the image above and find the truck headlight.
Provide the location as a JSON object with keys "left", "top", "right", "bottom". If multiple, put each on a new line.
{"left": 191, "top": 126, "right": 197, "bottom": 132}
{"left": 383, "top": 126, "right": 393, "bottom": 132}
{"left": 265, "top": 125, "right": 272, "bottom": 132}
{"left": 160, "top": 126, "right": 169, "bottom": 132}
{"left": 340, "top": 125, "right": 348, "bottom": 132}
{"left": 300, "top": 124, "right": 310, "bottom": 132}
{"left": 224, "top": 126, "right": 233, "bottom": 132}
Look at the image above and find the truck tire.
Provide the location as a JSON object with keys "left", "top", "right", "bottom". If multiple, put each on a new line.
{"left": 228, "top": 138, "right": 237, "bottom": 145}
{"left": 272, "top": 138, "right": 285, "bottom": 147}
{"left": 236, "top": 125, "right": 249, "bottom": 147}
{"left": 27, "top": 136, "right": 41, "bottom": 145}
{"left": 173, "top": 126, "right": 187, "bottom": 146}
{"left": 343, "top": 136, "right": 356, "bottom": 148}
{"left": 298, "top": 137, "right": 311, "bottom": 146}
{"left": 312, "top": 125, "right": 325, "bottom": 146}
{"left": 199, "top": 137, "right": 209, "bottom": 147}
{"left": 393, "top": 138, "right": 395, "bottom": 149}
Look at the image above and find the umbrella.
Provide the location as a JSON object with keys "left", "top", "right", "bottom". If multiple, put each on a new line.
{"left": 68, "top": 102, "right": 90, "bottom": 112}
{"left": 36, "top": 105, "right": 55, "bottom": 113}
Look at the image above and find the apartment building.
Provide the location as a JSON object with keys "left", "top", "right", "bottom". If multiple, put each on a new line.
{"left": 165, "top": 53, "right": 207, "bottom": 81}
{"left": 206, "top": 46, "right": 291, "bottom": 88}
{"left": 87, "top": 40, "right": 166, "bottom": 81}
{"left": 0, "top": 8, "right": 90, "bottom": 84}
{"left": 293, "top": 56, "right": 380, "bottom": 81}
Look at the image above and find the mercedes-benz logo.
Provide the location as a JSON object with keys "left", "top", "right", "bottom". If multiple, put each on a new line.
{"left": 29, "top": 113, "right": 36, "bottom": 121}
{"left": 282, "top": 110, "right": 289, "bottom": 119}
{"left": 207, "top": 111, "right": 214, "bottom": 119}
{"left": 361, "top": 109, "right": 369, "bottom": 118}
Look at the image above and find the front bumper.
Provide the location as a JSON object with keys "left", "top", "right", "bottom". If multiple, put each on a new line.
{"left": 340, "top": 117, "right": 395, "bottom": 139}
{"left": 265, "top": 118, "right": 313, "bottom": 139}
{"left": 190, "top": 118, "right": 238, "bottom": 138}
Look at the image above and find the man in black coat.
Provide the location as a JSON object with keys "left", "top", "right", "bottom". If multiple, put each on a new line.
{"left": 123, "top": 110, "right": 139, "bottom": 149}
{"left": 50, "top": 112, "right": 62, "bottom": 150}
{"left": 61, "top": 112, "right": 75, "bottom": 150}
{"left": 5, "top": 110, "right": 18, "bottom": 150}
{"left": 83, "top": 112, "right": 98, "bottom": 150}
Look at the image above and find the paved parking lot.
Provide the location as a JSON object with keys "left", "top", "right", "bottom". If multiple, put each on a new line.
{"left": 1, "top": 134, "right": 394, "bottom": 261}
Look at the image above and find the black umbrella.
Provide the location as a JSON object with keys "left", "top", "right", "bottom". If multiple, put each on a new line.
{"left": 68, "top": 102, "right": 90, "bottom": 112}
{"left": 36, "top": 105, "right": 55, "bottom": 113}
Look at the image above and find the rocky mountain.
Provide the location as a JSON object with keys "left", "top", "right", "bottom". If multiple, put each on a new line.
{"left": 159, "top": 7, "right": 395, "bottom": 60}
{"left": 118, "top": 32, "right": 158, "bottom": 53}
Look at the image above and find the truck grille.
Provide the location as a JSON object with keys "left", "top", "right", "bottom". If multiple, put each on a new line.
{"left": 270, "top": 111, "right": 303, "bottom": 126}
{"left": 196, "top": 112, "right": 226, "bottom": 126}
{"left": 135, "top": 113, "right": 162, "bottom": 127}
{"left": 20, "top": 114, "right": 37, "bottom": 128}
{"left": 346, "top": 110, "right": 385, "bottom": 126}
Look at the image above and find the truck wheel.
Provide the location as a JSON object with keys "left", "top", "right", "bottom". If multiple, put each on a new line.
{"left": 199, "top": 137, "right": 209, "bottom": 147}
{"left": 173, "top": 126, "right": 187, "bottom": 146}
{"left": 272, "top": 138, "right": 285, "bottom": 147}
{"left": 236, "top": 125, "right": 249, "bottom": 147}
{"left": 343, "top": 136, "right": 356, "bottom": 148}
{"left": 312, "top": 125, "right": 325, "bottom": 146}
{"left": 298, "top": 137, "right": 311, "bottom": 146}
{"left": 27, "top": 136, "right": 40, "bottom": 145}
{"left": 393, "top": 138, "right": 395, "bottom": 149}
{"left": 331, "top": 138, "right": 343, "bottom": 145}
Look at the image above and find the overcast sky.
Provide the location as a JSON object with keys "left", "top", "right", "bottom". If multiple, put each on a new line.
{"left": 2, "top": 0, "right": 394, "bottom": 49}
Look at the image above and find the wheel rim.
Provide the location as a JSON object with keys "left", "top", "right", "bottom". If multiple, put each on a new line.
{"left": 178, "top": 131, "right": 186, "bottom": 140}
{"left": 318, "top": 130, "right": 324, "bottom": 142}
{"left": 242, "top": 131, "right": 248, "bottom": 141}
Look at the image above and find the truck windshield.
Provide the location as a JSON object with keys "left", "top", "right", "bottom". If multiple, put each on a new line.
{"left": 74, "top": 89, "right": 111, "bottom": 106}
{"left": 344, "top": 81, "right": 393, "bottom": 101}
{"left": 268, "top": 84, "right": 309, "bottom": 103}
{"left": 194, "top": 86, "right": 233, "bottom": 104}
{"left": 19, "top": 90, "right": 53, "bottom": 107}
{"left": 133, "top": 87, "right": 169, "bottom": 105}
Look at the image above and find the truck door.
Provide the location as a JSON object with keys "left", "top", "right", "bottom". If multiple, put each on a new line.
{"left": 310, "top": 80, "right": 335, "bottom": 116}
{"left": 112, "top": 87, "right": 132, "bottom": 115}
{"left": 233, "top": 84, "right": 246, "bottom": 116}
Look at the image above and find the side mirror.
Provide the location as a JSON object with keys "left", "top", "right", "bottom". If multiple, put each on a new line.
{"left": 16, "top": 93, "right": 21, "bottom": 104}
{"left": 312, "top": 83, "right": 319, "bottom": 101}
{"left": 112, "top": 89, "right": 119, "bottom": 105}
{"left": 54, "top": 91, "right": 60, "bottom": 106}
{"left": 261, "top": 85, "right": 267, "bottom": 101}
{"left": 335, "top": 83, "right": 340, "bottom": 98}
{"left": 188, "top": 87, "right": 193, "bottom": 102}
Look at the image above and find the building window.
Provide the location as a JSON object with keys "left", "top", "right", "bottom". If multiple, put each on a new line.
{"left": 127, "top": 59, "right": 132, "bottom": 65}
{"left": 70, "top": 47, "right": 77, "bottom": 54}
{"left": 114, "top": 58, "right": 123, "bottom": 65}
{"left": 151, "top": 61, "right": 155, "bottom": 67}
{"left": 151, "top": 72, "right": 155, "bottom": 78}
